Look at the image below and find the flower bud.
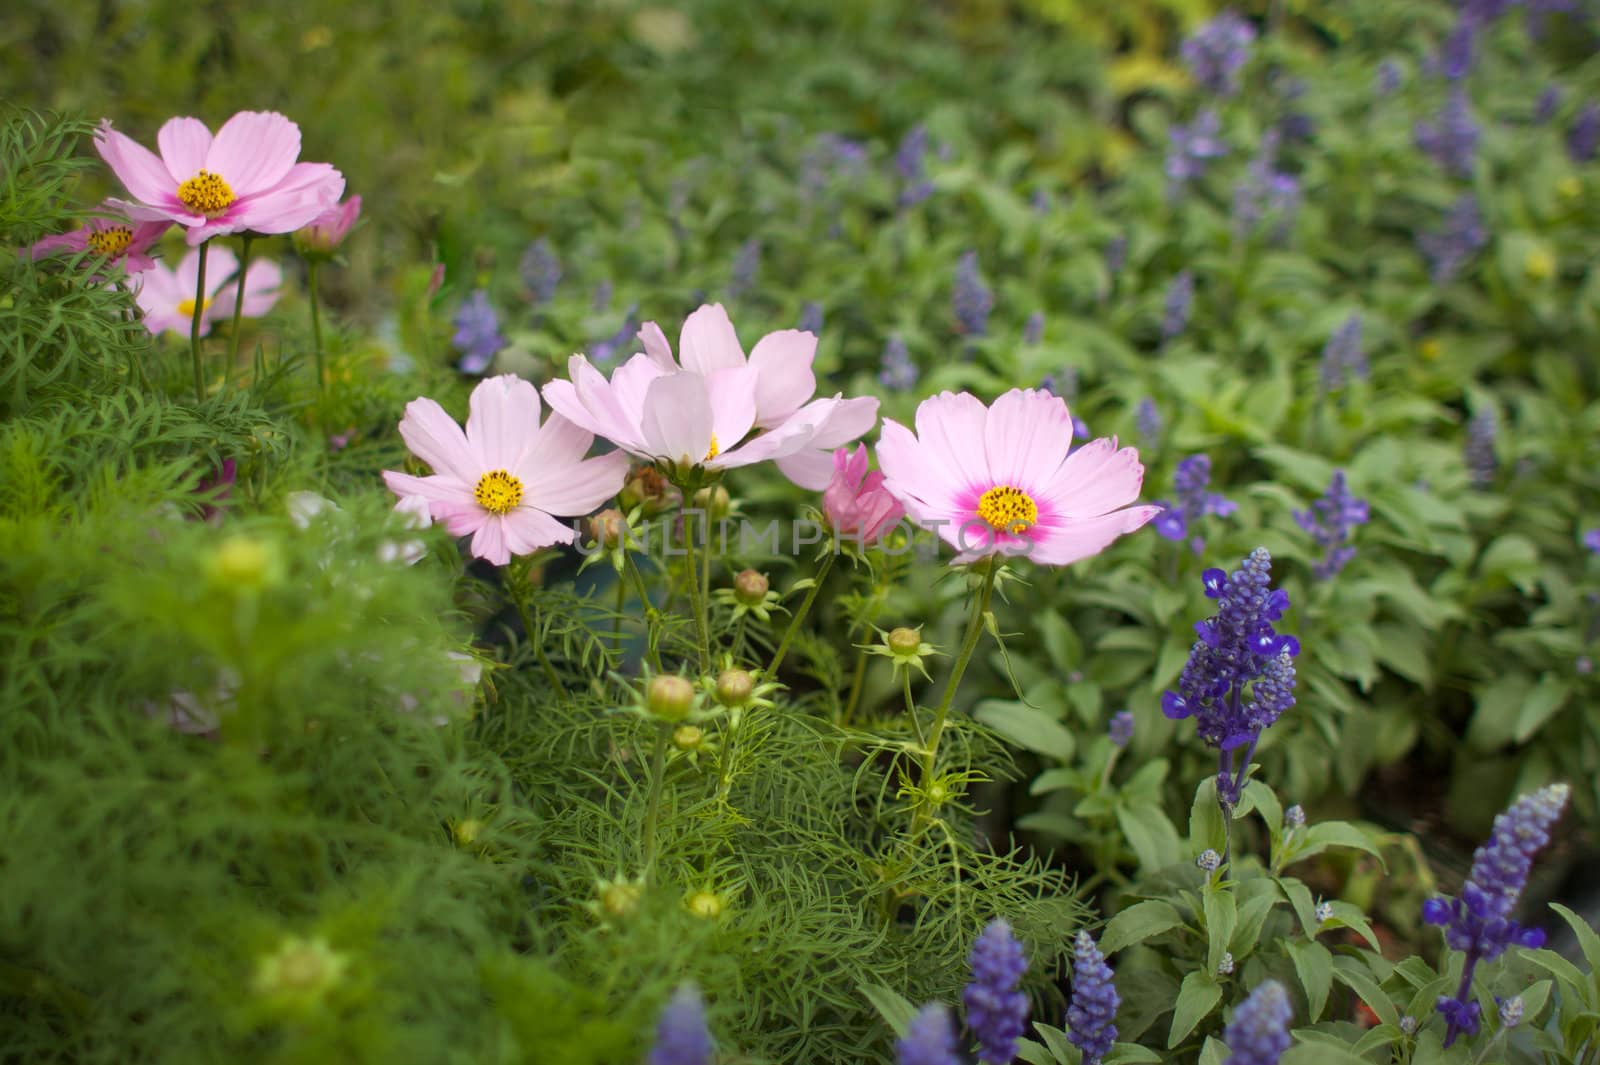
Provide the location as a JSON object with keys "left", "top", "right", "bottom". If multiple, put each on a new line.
{"left": 1284, "top": 804, "right": 1306, "bottom": 828}
{"left": 692, "top": 484, "right": 730, "bottom": 520}
{"left": 685, "top": 891, "right": 724, "bottom": 919}
{"left": 672, "top": 724, "right": 704, "bottom": 750}
{"left": 452, "top": 818, "right": 483, "bottom": 845}
{"left": 1524, "top": 246, "right": 1556, "bottom": 282}
{"left": 206, "top": 535, "right": 282, "bottom": 591}
{"left": 887, "top": 627, "right": 923, "bottom": 655}
{"left": 619, "top": 465, "right": 671, "bottom": 516}
{"left": 589, "top": 508, "right": 626, "bottom": 549}
{"left": 734, "top": 569, "right": 769, "bottom": 606}
{"left": 646, "top": 675, "right": 696, "bottom": 722}
{"left": 715, "top": 669, "right": 754, "bottom": 708}
{"left": 253, "top": 936, "right": 348, "bottom": 1005}
{"left": 1196, "top": 848, "right": 1221, "bottom": 872}
{"left": 599, "top": 879, "right": 642, "bottom": 918}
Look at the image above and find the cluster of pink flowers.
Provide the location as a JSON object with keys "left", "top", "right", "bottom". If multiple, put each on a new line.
{"left": 30, "top": 110, "right": 360, "bottom": 339}
{"left": 388, "top": 305, "right": 1160, "bottom": 569}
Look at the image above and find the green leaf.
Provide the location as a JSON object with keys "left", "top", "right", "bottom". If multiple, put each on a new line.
{"left": 1513, "top": 675, "right": 1571, "bottom": 743}
{"left": 860, "top": 982, "right": 917, "bottom": 1038}
{"left": 1015, "top": 1037, "right": 1059, "bottom": 1065}
{"left": 1197, "top": 1037, "right": 1227, "bottom": 1065}
{"left": 1100, "top": 900, "right": 1186, "bottom": 956}
{"left": 1332, "top": 956, "right": 1399, "bottom": 1027}
{"left": 1242, "top": 779, "right": 1282, "bottom": 840}
{"left": 1027, "top": 1024, "right": 1078, "bottom": 1064}
{"left": 1105, "top": 1045, "right": 1163, "bottom": 1064}
{"left": 1293, "top": 821, "right": 1387, "bottom": 870}
{"left": 1281, "top": 1039, "right": 1374, "bottom": 1065}
{"left": 1524, "top": 949, "right": 1590, "bottom": 1001}
{"left": 975, "top": 700, "right": 1075, "bottom": 760}
{"left": 1030, "top": 767, "right": 1082, "bottom": 796}
{"left": 1229, "top": 892, "right": 1277, "bottom": 960}
{"left": 1189, "top": 777, "right": 1226, "bottom": 852}
{"left": 1285, "top": 939, "right": 1334, "bottom": 1022}
{"left": 1467, "top": 672, "right": 1533, "bottom": 752}
{"left": 1117, "top": 803, "right": 1182, "bottom": 874}
{"left": 1203, "top": 885, "right": 1237, "bottom": 976}
{"left": 1551, "top": 903, "right": 1600, "bottom": 991}
{"left": 1275, "top": 877, "right": 1319, "bottom": 938}
{"left": 1169, "top": 970, "right": 1223, "bottom": 1048}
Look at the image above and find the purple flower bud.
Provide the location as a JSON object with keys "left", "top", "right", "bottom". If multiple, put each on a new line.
{"left": 1419, "top": 195, "right": 1488, "bottom": 284}
{"left": 1066, "top": 932, "right": 1119, "bottom": 1065}
{"left": 1166, "top": 111, "right": 1228, "bottom": 199}
{"left": 963, "top": 919, "right": 1030, "bottom": 1064}
{"left": 879, "top": 335, "right": 918, "bottom": 391}
{"left": 896, "top": 1003, "right": 959, "bottom": 1065}
{"left": 1154, "top": 455, "right": 1235, "bottom": 552}
{"left": 1223, "top": 981, "right": 1293, "bottom": 1065}
{"left": 1293, "top": 470, "right": 1370, "bottom": 580}
{"left": 1108, "top": 711, "right": 1135, "bottom": 748}
{"left": 1464, "top": 408, "right": 1498, "bottom": 488}
{"left": 1568, "top": 103, "right": 1600, "bottom": 162}
{"left": 953, "top": 251, "right": 994, "bottom": 337}
{"left": 1023, "top": 310, "right": 1045, "bottom": 345}
{"left": 1319, "top": 314, "right": 1367, "bottom": 392}
{"left": 1162, "top": 270, "right": 1195, "bottom": 342}
{"left": 896, "top": 125, "right": 935, "bottom": 207}
{"left": 1181, "top": 11, "right": 1257, "bottom": 98}
{"left": 519, "top": 238, "right": 561, "bottom": 306}
{"left": 1416, "top": 90, "right": 1480, "bottom": 178}
{"left": 728, "top": 238, "right": 762, "bottom": 301}
{"left": 798, "top": 301, "right": 824, "bottom": 335}
{"left": 647, "top": 985, "right": 712, "bottom": 1065}
{"left": 452, "top": 289, "right": 506, "bottom": 375}
{"left": 1134, "top": 397, "right": 1162, "bottom": 444}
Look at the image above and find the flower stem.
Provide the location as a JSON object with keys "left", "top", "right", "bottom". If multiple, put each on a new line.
{"left": 189, "top": 241, "right": 210, "bottom": 402}
{"left": 623, "top": 550, "right": 663, "bottom": 673}
{"left": 308, "top": 260, "right": 326, "bottom": 393}
{"left": 224, "top": 234, "right": 253, "bottom": 387}
{"left": 681, "top": 508, "right": 711, "bottom": 671}
{"left": 912, "top": 561, "right": 998, "bottom": 831}
{"left": 841, "top": 648, "right": 867, "bottom": 726}
{"left": 509, "top": 563, "right": 564, "bottom": 695}
{"left": 640, "top": 721, "right": 671, "bottom": 883}
{"left": 768, "top": 551, "right": 835, "bottom": 677}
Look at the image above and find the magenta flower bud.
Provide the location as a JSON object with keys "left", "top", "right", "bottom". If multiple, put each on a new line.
{"left": 822, "top": 445, "right": 905, "bottom": 546}
{"left": 295, "top": 194, "right": 362, "bottom": 256}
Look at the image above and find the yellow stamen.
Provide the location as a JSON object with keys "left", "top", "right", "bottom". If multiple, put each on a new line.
{"left": 473, "top": 469, "right": 524, "bottom": 515}
{"left": 176, "top": 297, "right": 211, "bottom": 318}
{"left": 977, "top": 484, "right": 1038, "bottom": 536}
{"left": 87, "top": 225, "right": 134, "bottom": 258}
{"left": 177, "top": 170, "right": 236, "bottom": 218}
{"left": 704, "top": 434, "right": 720, "bottom": 462}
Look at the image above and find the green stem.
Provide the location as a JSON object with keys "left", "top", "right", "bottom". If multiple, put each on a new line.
{"left": 681, "top": 506, "right": 711, "bottom": 671}
{"left": 841, "top": 648, "right": 867, "bottom": 726}
{"left": 767, "top": 551, "right": 835, "bottom": 677}
{"left": 903, "top": 667, "right": 927, "bottom": 749}
{"left": 612, "top": 568, "right": 627, "bottom": 658}
{"left": 510, "top": 567, "right": 564, "bottom": 695}
{"left": 623, "top": 550, "right": 663, "bottom": 673}
{"left": 640, "top": 722, "right": 671, "bottom": 882}
{"left": 225, "top": 234, "right": 253, "bottom": 388}
{"left": 912, "top": 562, "right": 998, "bottom": 830}
{"left": 189, "top": 241, "right": 210, "bottom": 402}
{"left": 308, "top": 260, "right": 326, "bottom": 393}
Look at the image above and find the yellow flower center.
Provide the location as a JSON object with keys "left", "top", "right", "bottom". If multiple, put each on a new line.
{"left": 977, "top": 484, "right": 1038, "bottom": 535}
{"left": 87, "top": 225, "right": 134, "bottom": 257}
{"left": 177, "top": 169, "right": 236, "bottom": 217}
{"left": 704, "top": 434, "right": 720, "bottom": 462}
{"left": 176, "top": 297, "right": 211, "bottom": 318}
{"left": 473, "top": 469, "right": 524, "bottom": 515}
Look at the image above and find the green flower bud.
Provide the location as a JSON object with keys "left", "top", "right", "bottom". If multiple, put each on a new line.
{"left": 715, "top": 668, "right": 755, "bottom": 708}
{"left": 734, "top": 569, "right": 769, "bottom": 606}
{"left": 692, "top": 484, "right": 731, "bottom": 520}
{"left": 646, "top": 674, "right": 696, "bottom": 722}
{"left": 887, "top": 627, "right": 923, "bottom": 656}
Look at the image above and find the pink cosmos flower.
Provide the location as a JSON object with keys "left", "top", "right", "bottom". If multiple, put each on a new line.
{"left": 295, "top": 194, "right": 362, "bottom": 256}
{"left": 382, "top": 374, "right": 629, "bottom": 566}
{"left": 96, "top": 111, "right": 345, "bottom": 246}
{"left": 543, "top": 302, "right": 877, "bottom": 480}
{"left": 876, "top": 389, "right": 1161, "bottom": 565}
{"left": 134, "top": 246, "right": 283, "bottom": 336}
{"left": 822, "top": 445, "right": 905, "bottom": 546}
{"left": 29, "top": 201, "right": 170, "bottom": 273}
